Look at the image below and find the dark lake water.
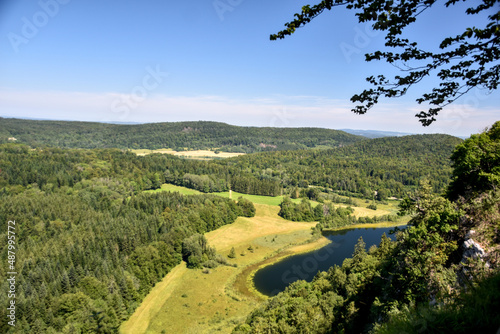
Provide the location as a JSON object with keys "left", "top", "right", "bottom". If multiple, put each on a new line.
{"left": 253, "top": 226, "right": 399, "bottom": 296}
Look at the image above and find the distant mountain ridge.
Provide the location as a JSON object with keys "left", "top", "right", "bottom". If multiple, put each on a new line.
{"left": 341, "top": 129, "right": 415, "bottom": 138}
{"left": 0, "top": 118, "right": 365, "bottom": 153}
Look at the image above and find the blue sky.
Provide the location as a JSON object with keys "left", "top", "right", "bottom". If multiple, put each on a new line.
{"left": 0, "top": 0, "right": 498, "bottom": 137}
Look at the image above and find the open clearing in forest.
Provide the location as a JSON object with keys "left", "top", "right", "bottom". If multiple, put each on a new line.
{"left": 131, "top": 148, "right": 245, "bottom": 159}
{"left": 150, "top": 184, "right": 310, "bottom": 206}
{"left": 145, "top": 183, "right": 204, "bottom": 196}
{"left": 154, "top": 183, "right": 395, "bottom": 217}
{"left": 120, "top": 203, "right": 323, "bottom": 334}
{"left": 121, "top": 185, "right": 404, "bottom": 334}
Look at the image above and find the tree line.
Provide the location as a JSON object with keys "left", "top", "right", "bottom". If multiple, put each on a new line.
{"left": 0, "top": 150, "right": 256, "bottom": 333}
{"left": 278, "top": 197, "right": 399, "bottom": 231}
{"left": 233, "top": 122, "right": 500, "bottom": 333}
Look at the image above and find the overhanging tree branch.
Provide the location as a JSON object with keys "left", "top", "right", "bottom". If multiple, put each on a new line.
{"left": 271, "top": 0, "right": 500, "bottom": 126}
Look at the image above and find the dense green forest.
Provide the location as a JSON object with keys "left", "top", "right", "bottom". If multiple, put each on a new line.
{"left": 278, "top": 197, "right": 400, "bottom": 232}
{"left": 0, "top": 144, "right": 280, "bottom": 197}
{"left": 0, "top": 132, "right": 461, "bottom": 200}
{"left": 0, "top": 117, "right": 496, "bottom": 333}
{"left": 0, "top": 118, "right": 363, "bottom": 152}
{"left": 0, "top": 147, "right": 257, "bottom": 333}
{"left": 218, "top": 134, "right": 462, "bottom": 198}
{"left": 233, "top": 122, "right": 500, "bottom": 333}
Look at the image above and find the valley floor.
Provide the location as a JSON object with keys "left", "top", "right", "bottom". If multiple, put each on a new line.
{"left": 121, "top": 192, "right": 403, "bottom": 334}
{"left": 120, "top": 203, "right": 324, "bottom": 334}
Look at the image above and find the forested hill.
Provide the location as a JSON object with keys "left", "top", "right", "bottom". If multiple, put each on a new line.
{"left": 0, "top": 118, "right": 364, "bottom": 152}
{"left": 218, "top": 134, "right": 463, "bottom": 197}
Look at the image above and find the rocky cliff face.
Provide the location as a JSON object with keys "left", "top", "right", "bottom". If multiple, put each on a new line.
{"left": 462, "top": 230, "right": 487, "bottom": 263}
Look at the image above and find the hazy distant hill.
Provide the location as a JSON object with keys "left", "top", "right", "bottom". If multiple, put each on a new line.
{"left": 341, "top": 129, "right": 415, "bottom": 138}
{"left": 0, "top": 118, "right": 364, "bottom": 152}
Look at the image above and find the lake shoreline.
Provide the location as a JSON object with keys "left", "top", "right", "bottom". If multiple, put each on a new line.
{"left": 120, "top": 203, "right": 320, "bottom": 334}
{"left": 233, "top": 235, "right": 332, "bottom": 300}
{"left": 244, "top": 221, "right": 407, "bottom": 299}
{"left": 120, "top": 200, "right": 407, "bottom": 334}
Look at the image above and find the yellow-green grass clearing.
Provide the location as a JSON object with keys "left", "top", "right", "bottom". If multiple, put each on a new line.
{"left": 325, "top": 195, "right": 401, "bottom": 218}
{"left": 120, "top": 263, "right": 188, "bottom": 334}
{"left": 121, "top": 189, "right": 406, "bottom": 334}
{"left": 149, "top": 184, "right": 394, "bottom": 219}
{"left": 131, "top": 148, "right": 245, "bottom": 159}
{"left": 120, "top": 204, "right": 325, "bottom": 334}
{"left": 144, "top": 183, "right": 203, "bottom": 196}
{"left": 146, "top": 184, "right": 284, "bottom": 205}
{"left": 349, "top": 205, "right": 391, "bottom": 217}
{"left": 371, "top": 198, "right": 403, "bottom": 214}
{"left": 214, "top": 190, "right": 288, "bottom": 206}
{"left": 326, "top": 194, "right": 402, "bottom": 215}
{"left": 148, "top": 184, "right": 319, "bottom": 206}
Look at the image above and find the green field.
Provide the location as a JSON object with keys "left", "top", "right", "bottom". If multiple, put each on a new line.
{"left": 153, "top": 184, "right": 400, "bottom": 219}
{"left": 120, "top": 203, "right": 324, "bottom": 334}
{"left": 150, "top": 184, "right": 314, "bottom": 206}
{"left": 121, "top": 186, "right": 405, "bottom": 333}
{"left": 145, "top": 183, "right": 204, "bottom": 196}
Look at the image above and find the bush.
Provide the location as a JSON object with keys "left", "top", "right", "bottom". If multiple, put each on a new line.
{"left": 228, "top": 247, "right": 236, "bottom": 259}
{"left": 215, "top": 254, "right": 230, "bottom": 265}
{"left": 237, "top": 197, "right": 256, "bottom": 217}
{"left": 187, "top": 255, "right": 202, "bottom": 269}
{"left": 183, "top": 234, "right": 217, "bottom": 268}
{"left": 202, "top": 260, "right": 219, "bottom": 269}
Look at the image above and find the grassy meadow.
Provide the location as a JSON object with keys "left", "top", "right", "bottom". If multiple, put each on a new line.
{"left": 151, "top": 184, "right": 396, "bottom": 217}
{"left": 121, "top": 184, "right": 406, "bottom": 334}
{"left": 144, "top": 183, "right": 204, "bottom": 196}
{"left": 131, "top": 148, "right": 245, "bottom": 160}
{"left": 120, "top": 203, "right": 323, "bottom": 334}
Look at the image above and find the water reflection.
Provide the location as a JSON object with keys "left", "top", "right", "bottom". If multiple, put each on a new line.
{"left": 253, "top": 226, "right": 400, "bottom": 296}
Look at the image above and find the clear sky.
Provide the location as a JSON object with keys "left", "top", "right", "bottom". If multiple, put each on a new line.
{"left": 0, "top": 0, "right": 498, "bottom": 137}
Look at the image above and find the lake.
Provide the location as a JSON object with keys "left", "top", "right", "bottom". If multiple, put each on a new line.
{"left": 253, "top": 226, "right": 400, "bottom": 296}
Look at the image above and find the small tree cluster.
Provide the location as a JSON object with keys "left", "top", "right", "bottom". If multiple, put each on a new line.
{"left": 182, "top": 234, "right": 217, "bottom": 269}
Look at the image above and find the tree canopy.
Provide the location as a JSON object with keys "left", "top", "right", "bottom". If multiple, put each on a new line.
{"left": 447, "top": 120, "right": 500, "bottom": 200}
{"left": 271, "top": 0, "right": 500, "bottom": 126}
